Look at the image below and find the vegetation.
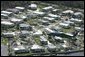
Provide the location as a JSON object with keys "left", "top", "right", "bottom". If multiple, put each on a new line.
{"left": 1, "top": 38, "right": 8, "bottom": 45}
{"left": 42, "top": 1, "right": 84, "bottom": 9}
{"left": 1, "top": 1, "right": 84, "bottom": 10}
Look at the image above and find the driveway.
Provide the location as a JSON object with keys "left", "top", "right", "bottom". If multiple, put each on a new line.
{"left": 1, "top": 44, "right": 8, "bottom": 56}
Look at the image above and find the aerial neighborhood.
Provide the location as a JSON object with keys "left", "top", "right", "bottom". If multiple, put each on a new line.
{"left": 1, "top": 1, "right": 84, "bottom": 56}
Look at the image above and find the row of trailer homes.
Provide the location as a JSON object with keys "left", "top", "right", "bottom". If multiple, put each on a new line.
{"left": 1, "top": 2, "right": 84, "bottom": 56}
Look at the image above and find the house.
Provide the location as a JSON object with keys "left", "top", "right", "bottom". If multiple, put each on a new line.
{"left": 10, "top": 18, "right": 24, "bottom": 24}
{"left": 15, "top": 7, "right": 25, "bottom": 12}
{"left": 73, "top": 12, "right": 83, "bottom": 18}
{"left": 48, "top": 31, "right": 74, "bottom": 38}
{"left": 75, "top": 27, "right": 84, "bottom": 32}
{"left": 19, "top": 23, "right": 32, "bottom": 31}
{"left": 40, "top": 36, "right": 48, "bottom": 45}
{"left": 62, "top": 10, "right": 74, "bottom": 16}
{"left": 1, "top": 11, "right": 13, "bottom": 17}
{"left": 1, "top": 21, "right": 14, "bottom": 29}
{"left": 42, "top": 6, "right": 53, "bottom": 12}
{"left": 51, "top": 9, "right": 61, "bottom": 14}
{"left": 27, "top": 12, "right": 37, "bottom": 19}
{"left": 19, "top": 30, "right": 29, "bottom": 38}
{"left": 64, "top": 33, "right": 74, "bottom": 37}
{"left": 30, "top": 44, "right": 44, "bottom": 53}
{"left": 47, "top": 43, "right": 56, "bottom": 52}
{"left": 64, "top": 21, "right": 74, "bottom": 26}
{"left": 44, "top": 28, "right": 55, "bottom": 34}
{"left": 41, "top": 20, "right": 50, "bottom": 25}
{"left": 51, "top": 26, "right": 62, "bottom": 32}
{"left": 39, "top": 19, "right": 50, "bottom": 26}
{"left": 33, "top": 30, "right": 43, "bottom": 36}
{"left": 47, "top": 14, "right": 60, "bottom": 20}
{"left": 70, "top": 18, "right": 82, "bottom": 23}
{"left": 43, "top": 17, "right": 55, "bottom": 22}
{"left": 1, "top": 14, "right": 8, "bottom": 19}
{"left": 29, "top": 4, "right": 37, "bottom": 10}
{"left": 6, "top": 8, "right": 20, "bottom": 14}
{"left": 61, "top": 40, "right": 70, "bottom": 51}
{"left": 54, "top": 36, "right": 63, "bottom": 43}
{"left": 20, "top": 16, "right": 27, "bottom": 21}
{"left": 13, "top": 45, "right": 29, "bottom": 54}
{"left": 59, "top": 23, "right": 70, "bottom": 28}
{"left": 33, "top": 11, "right": 45, "bottom": 17}
{"left": 2, "top": 32, "right": 15, "bottom": 38}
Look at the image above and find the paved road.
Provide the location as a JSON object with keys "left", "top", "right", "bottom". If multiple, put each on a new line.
{"left": 1, "top": 44, "right": 8, "bottom": 56}
{"left": 57, "top": 52, "right": 84, "bottom": 56}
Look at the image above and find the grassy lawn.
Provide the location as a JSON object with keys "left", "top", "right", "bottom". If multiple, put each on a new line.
{"left": 1, "top": 38, "right": 8, "bottom": 45}
{"left": 33, "top": 36, "right": 40, "bottom": 45}
{"left": 62, "top": 27, "right": 75, "bottom": 33}
{"left": 16, "top": 52, "right": 32, "bottom": 56}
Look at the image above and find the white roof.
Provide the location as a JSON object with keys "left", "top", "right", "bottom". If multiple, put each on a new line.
{"left": 62, "top": 44, "right": 68, "bottom": 48}
{"left": 48, "top": 14, "right": 60, "bottom": 18}
{"left": 1, "top": 21, "right": 14, "bottom": 25}
{"left": 29, "top": 4, "right": 37, "bottom": 8}
{"left": 40, "top": 20, "right": 49, "bottom": 23}
{"left": 33, "top": 11, "right": 45, "bottom": 15}
{"left": 63, "top": 10, "right": 74, "bottom": 14}
{"left": 1, "top": 14, "right": 8, "bottom": 16}
{"left": 65, "top": 33, "right": 73, "bottom": 36}
{"left": 16, "top": 42, "right": 21, "bottom": 45}
{"left": 64, "top": 21, "right": 74, "bottom": 24}
{"left": 74, "top": 12, "right": 83, "bottom": 15}
{"left": 47, "top": 44, "right": 56, "bottom": 48}
{"left": 21, "top": 16, "right": 27, "bottom": 19}
{"left": 53, "top": 9, "right": 60, "bottom": 11}
{"left": 33, "top": 30, "right": 42, "bottom": 35}
{"left": 62, "top": 40, "right": 68, "bottom": 48}
{"left": 1, "top": 11, "right": 12, "bottom": 14}
{"left": 43, "top": 17, "right": 55, "bottom": 21}
{"left": 54, "top": 36, "right": 62, "bottom": 40}
{"left": 31, "top": 44, "right": 42, "bottom": 49}
{"left": 15, "top": 7, "right": 25, "bottom": 10}
{"left": 13, "top": 45, "right": 25, "bottom": 50}
{"left": 40, "top": 36, "right": 47, "bottom": 41}
{"left": 75, "top": 27, "right": 81, "bottom": 30}
{"left": 45, "top": 28, "right": 55, "bottom": 33}
{"left": 70, "top": 18, "right": 82, "bottom": 22}
{"left": 43, "top": 6, "right": 52, "bottom": 10}
{"left": 10, "top": 18, "right": 23, "bottom": 22}
{"left": 2, "top": 32, "right": 16, "bottom": 36}
{"left": 59, "top": 23, "right": 69, "bottom": 27}
{"left": 52, "top": 26, "right": 61, "bottom": 30}
{"left": 21, "top": 30, "right": 29, "bottom": 34}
